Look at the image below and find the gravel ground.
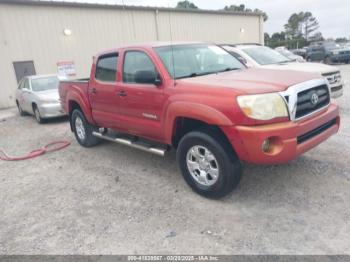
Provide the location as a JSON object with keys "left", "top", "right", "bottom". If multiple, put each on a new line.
{"left": 0, "top": 65, "right": 349, "bottom": 255}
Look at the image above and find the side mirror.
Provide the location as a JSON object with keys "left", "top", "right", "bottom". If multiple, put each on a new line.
{"left": 134, "top": 70, "right": 161, "bottom": 86}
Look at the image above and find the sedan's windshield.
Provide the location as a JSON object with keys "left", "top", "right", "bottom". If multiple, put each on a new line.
{"left": 277, "top": 49, "right": 293, "bottom": 57}
{"left": 154, "top": 44, "right": 245, "bottom": 79}
{"left": 31, "top": 76, "right": 59, "bottom": 92}
{"left": 242, "top": 46, "right": 291, "bottom": 65}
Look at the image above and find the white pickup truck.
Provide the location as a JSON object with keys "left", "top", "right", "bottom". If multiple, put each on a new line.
{"left": 222, "top": 44, "right": 343, "bottom": 98}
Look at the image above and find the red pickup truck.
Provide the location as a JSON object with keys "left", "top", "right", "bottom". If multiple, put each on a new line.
{"left": 59, "top": 42, "right": 340, "bottom": 198}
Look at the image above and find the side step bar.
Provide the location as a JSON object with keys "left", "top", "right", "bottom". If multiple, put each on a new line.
{"left": 92, "top": 131, "right": 168, "bottom": 157}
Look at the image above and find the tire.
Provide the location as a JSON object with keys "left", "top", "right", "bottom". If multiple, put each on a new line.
{"left": 324, "top": 56, "right": 331, "bottom": 64}
{"left": 176, "top": 129, "right": 242, "bottom": 199}
{"left": 33, "top": 104, "right": 45, "bottom": 124}
{"left": 16, "top": 101, "right": 25, "bottom": 116}
{"left": 71, "top": 109, "right": 100, "bottom": 147}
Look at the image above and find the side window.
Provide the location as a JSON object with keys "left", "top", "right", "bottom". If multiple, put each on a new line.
{"left": 95, "top": 53, "right": 118, "bottom": 82}
{"left": 123, "top": 51, "right": 157, "bottom": 84}
{"left": 23, "top": 79, "right": 30, "bottom": 90}
{"left": 18, "top": 79, "right": 24, "bottom": 89}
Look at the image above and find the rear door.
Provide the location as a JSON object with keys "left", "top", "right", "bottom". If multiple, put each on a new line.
{"left": 116, "top": 49, "right": 165, "bottom": 141}
{"left": 89, "top": 53, "right": 119, "bottom": 127}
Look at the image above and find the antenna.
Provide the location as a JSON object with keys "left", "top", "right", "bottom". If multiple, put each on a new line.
{"left": 167, "top": 2, "right": 176, "bottom": 86}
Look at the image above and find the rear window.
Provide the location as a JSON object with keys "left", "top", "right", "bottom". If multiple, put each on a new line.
{"left": 95, "top": 53, "right": 118, "bottom": 82}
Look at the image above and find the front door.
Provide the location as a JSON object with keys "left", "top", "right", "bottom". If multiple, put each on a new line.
{"left": 117, "top": 50, "right": 165, "bottom": 141}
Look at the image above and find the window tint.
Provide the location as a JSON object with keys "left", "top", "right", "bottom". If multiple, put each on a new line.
{"left": 95, "top": 54, "right": 118, "bottom": 82}
{"left": 123, "top": 51, "right": 156, "bottom": 83}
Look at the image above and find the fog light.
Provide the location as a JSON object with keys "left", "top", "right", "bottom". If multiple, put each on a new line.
{"left": 262, "top": 139, "right": 270, "bottom": 152}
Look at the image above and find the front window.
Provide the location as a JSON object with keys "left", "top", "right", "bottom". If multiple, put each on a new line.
{"left": 154, "top": 44, "right": 245, "bottom": 79}
{"left": 123, "top": 51, "right": 157, "bottom": 83}
{"left": 242, "top": 46, "right": 291, "bottom": 65}
{"left": 31, "top": 76, "right": 59, "bottom": 92}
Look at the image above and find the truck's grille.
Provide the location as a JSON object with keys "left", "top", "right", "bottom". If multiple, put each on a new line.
{"left": 297, "top": 118, "right": 337, "bottom": 144}
{"left": 322, "top": 71, "right": 341, "bottom": 86}
{"left": 295, "top": 84, "right": 330, "bottom": 119}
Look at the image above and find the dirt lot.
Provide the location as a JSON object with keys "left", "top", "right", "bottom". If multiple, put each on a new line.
{"left": 0, "top": 65, "right": 349, "bottom": 255}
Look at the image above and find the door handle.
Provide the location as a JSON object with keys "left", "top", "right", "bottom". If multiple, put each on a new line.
{"left": 117, "top": 90, "right": 127, "bottom": 97}
{"left": 91, "top": 88, "right": 97, "bottom": 94}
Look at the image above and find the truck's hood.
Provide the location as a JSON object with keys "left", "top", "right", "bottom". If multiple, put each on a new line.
{"left": 178, "top": 68, "right": 321, "bottom": 94}
{"left": 262, "top": 62, "right": 339, "bottom": 75}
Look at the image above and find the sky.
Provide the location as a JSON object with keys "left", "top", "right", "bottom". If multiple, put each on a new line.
{"left": 55, "top": 0, "right": 350, "bottom": 39}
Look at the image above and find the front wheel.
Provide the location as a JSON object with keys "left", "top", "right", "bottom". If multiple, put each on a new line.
{"left": 33, "top": 105, "right": 44, "bottom": 124}
{"left": 176, "top": 129, "right": 242, "bottom": 199}
{"left": 16, "top": 101, "right": 25, "bottom": 116}
{"left": 71, "top": 109, "right": 100, "bottom": 147}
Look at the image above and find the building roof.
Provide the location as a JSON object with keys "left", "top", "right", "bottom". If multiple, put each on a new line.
{"left": 0, "top": 0, "right": 262, "bottom": 17}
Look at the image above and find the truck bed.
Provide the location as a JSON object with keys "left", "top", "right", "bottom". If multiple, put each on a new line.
{"left": 58, "top": 78, "right": 90, "bottom": 114}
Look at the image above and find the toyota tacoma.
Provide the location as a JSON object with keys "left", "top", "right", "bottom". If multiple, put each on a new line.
{"left": 59, "top": 42, "right": 340, "bottom": 198}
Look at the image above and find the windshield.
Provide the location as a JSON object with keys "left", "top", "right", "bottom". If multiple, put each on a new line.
{"left": 154, "top": 44, "right": 245, "bottom": 79}
{"left": 31, "top": 76, "right": 59, "bottom": 92}
{"left": 277, "top": 49, "right": 293, "bottom": 57}
{"left": 323, "top": 42, "right": 340, "bottom": 50}
{"left": 242, "top": 46, "right": 291, "bottom": 65}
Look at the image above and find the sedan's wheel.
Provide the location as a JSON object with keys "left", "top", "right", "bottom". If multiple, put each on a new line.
{"left": 71, "top": 109, "right": 100, "bottom": 147}
{"left": 33, "top": 105, "right": 44, "bottom": 124}
{"left": 16, "top": 101, "right": 25, "bottom": 116}
{"left": 177, "top": 129, "right": 242, "bottom": 199}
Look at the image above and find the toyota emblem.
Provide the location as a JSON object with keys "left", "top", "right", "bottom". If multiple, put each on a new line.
{"left": 311, "top": 93, "right": 319, "bottom": 105}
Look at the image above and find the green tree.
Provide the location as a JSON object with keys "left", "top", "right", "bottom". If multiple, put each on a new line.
{"left": 223, "top": 4, "right": 268, "bottom": 21}
{"left": 284, "top": 12, "right": 319, "bottom": 40}
{"left": 301, "top": 12, "right": 319, "bottom": 40}
{"left": 176, "top": 1, "right": 198, "bottom": 9}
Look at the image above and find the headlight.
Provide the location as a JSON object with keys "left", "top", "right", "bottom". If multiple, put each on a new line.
{"left": 237, "top": 93, "right": 289, "bottom": 120}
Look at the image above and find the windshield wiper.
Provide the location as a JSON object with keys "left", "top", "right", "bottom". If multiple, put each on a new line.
{"left": 177, "top": 68, "right": 239, "bottom": 79}
{"left": 177, "top": 71, "right": 214, "bottom": 79}
{"left": 218, "top": 67, "right": 239, "bottom": 73}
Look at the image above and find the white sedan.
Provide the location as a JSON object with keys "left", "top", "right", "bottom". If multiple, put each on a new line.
{"left": 222, "top": 44, "right": 343, "bottom": 98}
{"left": 15, "top": 75, "right": 66, "bottom": 123}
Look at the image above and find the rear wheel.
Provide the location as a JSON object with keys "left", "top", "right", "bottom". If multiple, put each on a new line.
{"left": 16, "top": 101, "right": 25, "bottom": 116}
{"left": 176, "top": 129, "right": 242, "bottom": 199}
{"left": 71, "top": 109, "right": 100, "bottom": 147}
{"left": 33, "top": 104, "right": 44, "bottom": 124}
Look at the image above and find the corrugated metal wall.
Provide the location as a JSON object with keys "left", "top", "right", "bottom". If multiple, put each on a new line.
{"left": 0, "top": 3, "right": 263, "bottom": 109}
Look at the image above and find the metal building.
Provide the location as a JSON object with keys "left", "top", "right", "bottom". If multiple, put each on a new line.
{"left": 0, "top": 0, "right": 263, "bottom": 109}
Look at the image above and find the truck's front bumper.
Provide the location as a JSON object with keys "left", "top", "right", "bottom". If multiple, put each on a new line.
{"left": 222, "top": 104, "right": 340, "bottom": 165}
{"left": 38, "top": 103, "right": 66, "bottom": 118}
